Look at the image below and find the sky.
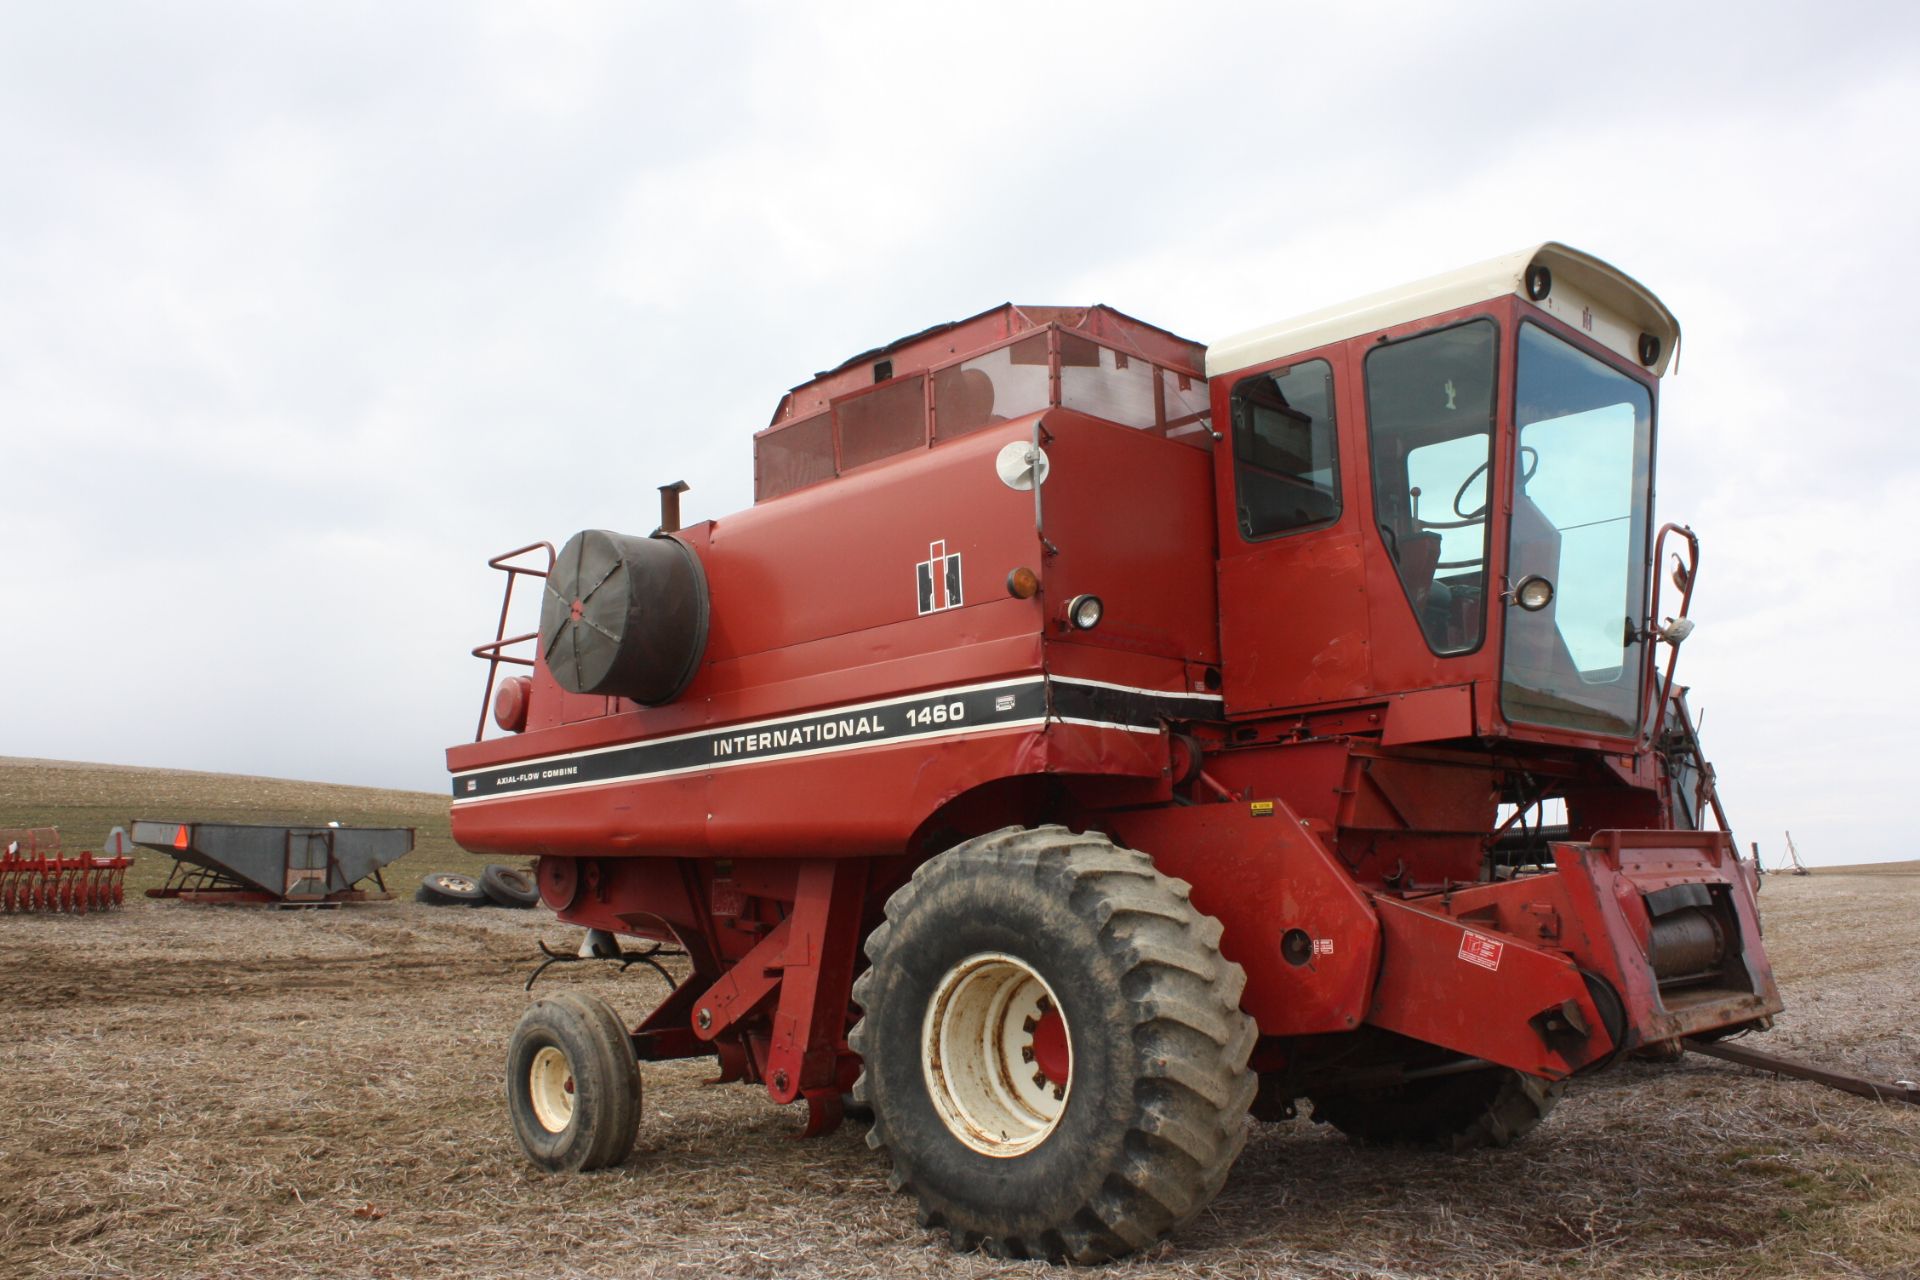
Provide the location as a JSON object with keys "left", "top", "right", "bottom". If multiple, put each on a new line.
{"left": 3, "top": 2, "right": 1916, "bottom": 866}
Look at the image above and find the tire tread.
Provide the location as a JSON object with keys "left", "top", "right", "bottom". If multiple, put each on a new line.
{"left": 853, "top": 824, "right": 1254, "bottom": 1263}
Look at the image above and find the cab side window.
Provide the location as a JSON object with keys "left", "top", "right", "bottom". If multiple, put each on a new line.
{"left": 1231, "top": 360, "right": 1340, "bottom": 539}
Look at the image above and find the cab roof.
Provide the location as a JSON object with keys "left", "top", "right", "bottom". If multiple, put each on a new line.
{"left": 1206, "top": 242, "right": 1681, "bottom": 380}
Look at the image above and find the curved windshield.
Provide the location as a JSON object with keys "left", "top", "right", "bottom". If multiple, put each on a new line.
{"left": 1501, "top": 324, "right": 1654, "bottom": 736}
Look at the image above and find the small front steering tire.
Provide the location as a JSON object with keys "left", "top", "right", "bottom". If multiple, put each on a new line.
{"left": 507, "top": 992, "right": 642, "bottom": 1172}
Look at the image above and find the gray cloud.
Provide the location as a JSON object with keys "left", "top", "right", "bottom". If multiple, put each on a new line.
{"left": 3, "top": 2, "right": 1915, "bottom": 866}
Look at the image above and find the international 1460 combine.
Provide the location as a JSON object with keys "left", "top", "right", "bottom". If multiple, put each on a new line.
{"left": 447, "top": 244, "right": 1782, "bottom": 1262}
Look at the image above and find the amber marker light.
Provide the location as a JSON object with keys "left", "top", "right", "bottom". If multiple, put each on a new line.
{"left": 1006, "top": 567, "right": 1039, "bottom": 599}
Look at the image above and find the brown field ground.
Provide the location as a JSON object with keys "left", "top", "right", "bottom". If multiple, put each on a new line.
{"left": 2, "top": 757, "right": 1918, "bottom": 1279}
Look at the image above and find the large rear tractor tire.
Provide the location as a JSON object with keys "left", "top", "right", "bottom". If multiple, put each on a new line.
{"left": 850, "top": 825, "right": 1257, "bottom": 1263}
{"left": 1309, "top": 1067, "right": 1561, "bottom": 1151}
{"left": 506, "top": 992, "right": 642, "bottom": 1172}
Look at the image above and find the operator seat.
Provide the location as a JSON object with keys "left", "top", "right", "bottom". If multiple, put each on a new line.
{"left": 1386, "top": 528, "right": 1455, "bottom": 643}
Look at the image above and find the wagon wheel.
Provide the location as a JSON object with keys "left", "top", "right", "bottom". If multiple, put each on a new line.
{"left": 850, "top": 826, "right": 1257, "bottom": 1264}
{"left": 417, "top": 872, "right": 488, "bottom": 906}
{"left": 506, "top": 991, "right": 642, "bottom": 1172}
{"left": 1308, "top": 1066, "right": 1562, "bottom": 1151}
{"left": 481, "top": 864, "right": 540, "bottom": 909}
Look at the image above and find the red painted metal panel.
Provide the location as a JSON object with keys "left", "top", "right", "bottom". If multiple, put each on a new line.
{"left": 1036, "top": 412, "right": 1220, "bottom": 667}
{"left": 453, "top": 719, "right": 1170, "bottom": 860}
{"left": 1379, "top": 685, "right": 1474, "bottom": 745}
{"left": 1105, "top": 798, "right": 1379, "bottom": 1037}
{"left": 1368, "top": 893, "right": 1603, "bottom": 1078}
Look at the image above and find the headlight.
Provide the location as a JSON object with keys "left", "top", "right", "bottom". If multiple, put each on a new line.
{"left": 1511, "top": 575, "right": 1554, "bottom": 612}
{"left": 1066, "top": 594, "right": 1104, "bottom": 630}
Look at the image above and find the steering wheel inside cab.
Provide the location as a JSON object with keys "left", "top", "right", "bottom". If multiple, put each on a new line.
{"left": 1437, "top": 446, "right": 1538, "bottom": 526}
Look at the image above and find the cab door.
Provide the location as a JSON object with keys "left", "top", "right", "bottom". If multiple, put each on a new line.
{"left": 1212, "top": 343, "right": 1372, "bottom": 716}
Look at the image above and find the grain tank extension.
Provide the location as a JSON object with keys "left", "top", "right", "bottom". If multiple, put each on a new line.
{"left": 447, "top": 245, "right": 1780, "bottom": 1263}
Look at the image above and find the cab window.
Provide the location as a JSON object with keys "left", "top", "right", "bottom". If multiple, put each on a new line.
{"left": 1364, "top": 319, "right": 1498, "bottom": 654}
{"left": 1230, "top": 360, "right": 1340, "bottom": 539}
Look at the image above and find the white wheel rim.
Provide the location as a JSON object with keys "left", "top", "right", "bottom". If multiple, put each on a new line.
{"left": 437, "top": 875, "right": 475, "bottom": 893}
{"left": 528, "top": 1045, "right": 575, "bottom": 1133}
{"left": 922, "top": 951, "right": 1071, "bottom": 1157}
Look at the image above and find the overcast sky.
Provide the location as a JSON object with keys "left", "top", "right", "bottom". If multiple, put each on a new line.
{"left": 4, "top": 3, "right": 1916, "bottom": 866}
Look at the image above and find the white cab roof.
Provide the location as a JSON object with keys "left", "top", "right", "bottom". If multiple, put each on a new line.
{"left": 1206, "top": 242, "right": 1681, "bottom": 379}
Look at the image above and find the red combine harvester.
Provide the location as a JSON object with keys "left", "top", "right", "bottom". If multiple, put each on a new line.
{"left": 447, "top": 244, "right": 1780, "bottom": 1262}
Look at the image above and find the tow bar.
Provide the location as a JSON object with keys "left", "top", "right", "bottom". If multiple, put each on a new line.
{"left": 1684, "top": 1038, "right": 1920, "bottom": 1106}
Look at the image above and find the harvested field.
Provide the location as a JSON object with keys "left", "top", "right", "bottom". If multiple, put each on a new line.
{"left": 0, "top": 755, "right": 487, "bottom": 899}
{"left": 3, "top": 762, "right": 1919, "bottom": 1278}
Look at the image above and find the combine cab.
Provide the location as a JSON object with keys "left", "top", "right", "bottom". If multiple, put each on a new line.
{"left": 448, "top": 244, "right": 1780, "bottom": 1261}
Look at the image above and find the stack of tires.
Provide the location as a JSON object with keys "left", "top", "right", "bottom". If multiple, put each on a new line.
{"left": 416, "top": 865, "right": 540, "bottom": 909}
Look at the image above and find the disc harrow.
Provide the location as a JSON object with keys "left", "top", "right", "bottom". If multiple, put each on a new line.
{"left": 1, "top": 827, "right": 131, "bottom": 915}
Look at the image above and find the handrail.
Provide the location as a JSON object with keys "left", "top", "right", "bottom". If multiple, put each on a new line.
{"left": 1642, "top": 523, "right": 1699, "bottom": 748}
{"left": 472, "top": 542, "right": 556, "bottom": 742}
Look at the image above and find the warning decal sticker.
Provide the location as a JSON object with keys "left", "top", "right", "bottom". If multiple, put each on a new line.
{"left": 1458, "top": 930, "right": 1504, "bottom": 972}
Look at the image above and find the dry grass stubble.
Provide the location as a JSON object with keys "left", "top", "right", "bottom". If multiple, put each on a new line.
{"left": 2, "top": 763, "right": 1917, "bottom": 1277}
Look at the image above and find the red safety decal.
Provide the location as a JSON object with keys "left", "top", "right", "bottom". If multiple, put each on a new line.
{"left": 1457, "top": 930, "right": 1504, "bottom": 971}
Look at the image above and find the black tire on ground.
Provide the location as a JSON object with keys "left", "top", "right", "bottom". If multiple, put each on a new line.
{"left": 506, "top": 992, "right": 642, "bottom": 1172}
{"left": 417, "top": 872, "right": 488, "bottom": 907}
{"left": 481, "top": 864, "right": 540, "bottom": 909}
{"left": 849, "top": 825, "right": 1257, "bottom": 1264}
{"left": 1309, "top": 1067, "right": 1562, "bottom": 1151}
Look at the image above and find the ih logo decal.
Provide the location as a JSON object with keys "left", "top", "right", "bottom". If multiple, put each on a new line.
{"left": 916, "top": 540, "right": 963, "bottom": 615}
